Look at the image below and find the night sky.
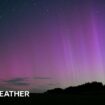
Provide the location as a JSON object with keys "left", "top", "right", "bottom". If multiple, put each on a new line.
{"left": 0, "top": 0, "right": 105, "bottom": 93}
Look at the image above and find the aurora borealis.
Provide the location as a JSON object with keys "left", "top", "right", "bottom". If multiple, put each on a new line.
{"left": 0, "top": 0, "right": 105, "bottom": 93}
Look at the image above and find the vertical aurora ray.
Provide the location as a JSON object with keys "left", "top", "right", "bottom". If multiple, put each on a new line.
{"left": 0, "top": 0, "right": 105, "bottom": 92}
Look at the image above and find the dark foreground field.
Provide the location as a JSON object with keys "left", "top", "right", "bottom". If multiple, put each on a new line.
{"left": 0, "top": 82, "right": 105, "bottom": 105}
{"left": 1, "top": 93, "right": 105, "bottom": 105}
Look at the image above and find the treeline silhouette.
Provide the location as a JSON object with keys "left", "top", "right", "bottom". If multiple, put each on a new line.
{"left": 29, "top": 82, "right": 105, "bottom": 104}
{"left": 2, "top": 82, "right": 105, "bottom": 105}
{"left": 44, "top": 81, "right": 105, "bottom": 95}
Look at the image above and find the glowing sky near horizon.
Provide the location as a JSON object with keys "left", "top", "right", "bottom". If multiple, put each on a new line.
{"left": 0, "top": 0, "right": 105, "bottom": 92}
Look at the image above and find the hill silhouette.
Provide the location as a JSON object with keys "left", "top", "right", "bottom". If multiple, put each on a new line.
{"left": 2, "top": 82, "right": 105, "bottom": 105}
{"left": 29, "top": 82, "right": 105, "bottom": 104}
{"left": 45, "top": 81, "right": 105, "bottom": 95}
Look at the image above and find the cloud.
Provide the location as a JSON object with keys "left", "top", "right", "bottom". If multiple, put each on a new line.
{"left": 33, "top": 77, "right": 51, "bottom": 80}
{"left": 4, "top": 78, "right": 29, "bottom": 86}
{"left": 30, "top": 88, "right": 45, "bottom": 93}
{"left": 0, "top": 86, "right": 12, "bottom": 91}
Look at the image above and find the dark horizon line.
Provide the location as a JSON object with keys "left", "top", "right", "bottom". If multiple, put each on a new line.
{"left": 30, "top": 81, "right": 105, "bottom": 94}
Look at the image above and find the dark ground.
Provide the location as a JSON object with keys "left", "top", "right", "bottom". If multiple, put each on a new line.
{"left": 0, "top": 82, "right": 105, "bottom": 105}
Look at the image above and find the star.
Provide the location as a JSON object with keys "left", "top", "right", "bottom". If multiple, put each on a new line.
{"left": 31, "top": 0, "right": 37, "bottom": 6}
{"left": 33, "top": 3, "right": 37, "bottom": 6}
{"left": 96, "top": 10, "right": 100, "bottom": 14}
{"left": 46, "top": 9, "right": 49, "bottom": 13}
{"left": 11, "top": 8, "right": 16, "bottom": 12}
{"left": 0, "top": 15, "right": 2, "bottom": 19}
{"left": 42, "top": 9, "right": 49, "bottom": 16}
